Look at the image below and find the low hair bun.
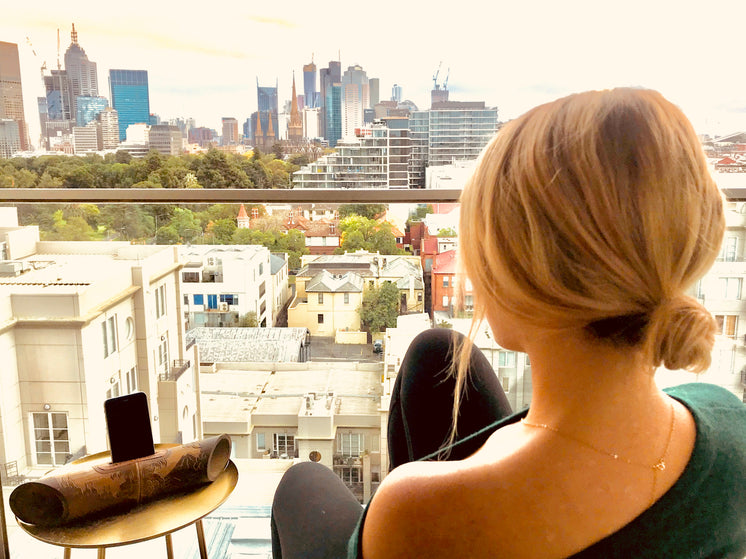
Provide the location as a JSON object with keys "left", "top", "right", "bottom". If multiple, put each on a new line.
{"left": 645, "top": 295, "right": 717, "bottom": 372}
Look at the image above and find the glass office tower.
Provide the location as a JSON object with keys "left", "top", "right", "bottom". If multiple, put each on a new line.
{"left": 325, "top": 84, "right": 342, "bottom": 148}
{"left": 109, "top": 69, "right": 150, "bottom": 141}
{"left": 76, "top": 96, "right": 108, "bottom": 127}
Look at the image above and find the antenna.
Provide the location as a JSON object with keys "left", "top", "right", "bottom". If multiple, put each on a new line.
{"left": 56, "top": 28, "right": 61, "bottom": 70}
{"left": 71, "top": 23, "right": 78, "bottom": 45}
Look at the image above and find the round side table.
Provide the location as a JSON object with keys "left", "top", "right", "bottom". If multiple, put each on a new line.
{"left": 16, "top": 444, "right": 238, "bottom": 559}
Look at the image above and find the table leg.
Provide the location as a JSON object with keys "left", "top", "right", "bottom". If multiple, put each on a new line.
{"left": 195, "top": 519, "right": 208, "bottom": 559}
{"left": 97, "top": 548, "right": 105, "bottom": 559}
{"left": 165, "top": 533, "right": 174, "bottom": 559}
{"left": 63, "top": 549, "right": 71, "bottom": 559}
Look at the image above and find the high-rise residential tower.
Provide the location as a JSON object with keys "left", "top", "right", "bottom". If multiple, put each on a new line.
{"left": 391, "top": 84, "right": 402, "bottom": 103}
{"left": 341, "top": 65, "right": 369, "bottom": 139}
{"left": 109, "top": 69, "right": 150, "bottom": 141}
{"left": 303, "top": 57, "right": 318, "bottom": 108}
{"left": 0, "top": 41, "right": 28, "bottom": 151}
{"left": 64, "top": 25, "right": 99, "bottom": 119}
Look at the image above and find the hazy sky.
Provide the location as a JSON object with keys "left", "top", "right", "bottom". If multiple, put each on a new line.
{"left": 4, "top": 0, "right": 746, "bottom": 147}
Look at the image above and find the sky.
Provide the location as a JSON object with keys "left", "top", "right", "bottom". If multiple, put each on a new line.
{"left": 3, "top": 0, "right": 746, "bottom": 148}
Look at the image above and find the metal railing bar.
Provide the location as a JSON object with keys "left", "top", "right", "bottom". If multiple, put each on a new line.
{"left": 0, "top": 188, "right": 464, "bottom": 204}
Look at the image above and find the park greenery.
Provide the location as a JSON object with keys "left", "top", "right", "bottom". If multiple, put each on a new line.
{"left": 357, "top": 282, "right": 400, "bottom": 334}
{"left": 0, "top": 150, "right": 408, "bottom": 267}
{"left": 0, "top": 147, "right": 299, "bottom": 189}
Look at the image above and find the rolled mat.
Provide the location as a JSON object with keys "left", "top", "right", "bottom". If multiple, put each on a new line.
{"left": 10, "top": 434, "right": 231, "bottom": 527}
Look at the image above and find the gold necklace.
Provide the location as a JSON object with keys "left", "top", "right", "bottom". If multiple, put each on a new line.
{"left": 521, "top": 401, "right": 675, "bottom": 506}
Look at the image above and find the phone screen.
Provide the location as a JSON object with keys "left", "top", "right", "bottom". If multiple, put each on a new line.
{"left": 104, "top": 392, "right": 155, "bottom": 462}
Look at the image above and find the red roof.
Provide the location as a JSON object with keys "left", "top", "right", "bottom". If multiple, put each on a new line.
{"left": 237, "top": 204, "right": 248, "bottom": 219}
{"left": 432, "top": 250, "right": 458, "bottom": 274}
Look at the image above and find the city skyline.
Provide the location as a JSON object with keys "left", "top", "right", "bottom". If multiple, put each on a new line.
{"left": 3, "top": 0, "right": 746, "bottom": 149}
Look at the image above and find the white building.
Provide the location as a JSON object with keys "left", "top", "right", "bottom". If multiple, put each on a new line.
{"left": 179, "top": 245, "right": 277, "bottom": 328}
{"left": 97, "top": 107, "right": 119, "bottom": 150}
{"left": 341, "top": 65, "right": 369, "bottom": 140}
{"left": 72, "top": 122, "right": 99, "bottom": 153}
{"left": 0, "top": 213, "right": 200, "bottom": 475}
{"left": 293, "top": 122, "right": 411, "bottom": 189}
{"left": 270, "top": 252, "right": 290, "bottom": 322}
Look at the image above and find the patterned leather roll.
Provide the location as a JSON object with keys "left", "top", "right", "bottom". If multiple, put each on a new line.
{"left": 10, "top": 435, "right": 231, "bottom": 527}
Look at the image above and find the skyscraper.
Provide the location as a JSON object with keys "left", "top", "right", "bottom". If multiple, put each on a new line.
{"left": 0, "top": 41, "right": 28, "bottom": 151}
{"left": 76, "top": 96, "right": 108, "bottom": 127}
{"left": 319, "top": 60, "right": 341, "bottom": 141}
{"left": 63, "top": 25, "right": 99, "bottom": 119}
{"left": 303, "top": 58, "right": 318, "bottom": 109}
{"left": 252, "top": 79, "right": 279, "bottom": 151}
{"left": 221, "top": 117, "right": 239, "bottom": 145}
{"left": 391, "top": 84, "right": 402, "bottom": 103}
{"left": 325, "top": 84, "right": 342, "bottom": 148}
{"left": 97, "top": 107, "right": 119, "bottom": 150}
{"left": 109, "top": 69, "right": 150, "bottom": 141}
{"left": 369, "top": 78, "right": 379, "bottom": 108}
{"left": 341, "top": 65, "right": 369, "bottom": 139}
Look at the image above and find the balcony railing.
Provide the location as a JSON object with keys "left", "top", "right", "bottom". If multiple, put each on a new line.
{"left": 159, "top": 359, "right": 191, "bottom": 382}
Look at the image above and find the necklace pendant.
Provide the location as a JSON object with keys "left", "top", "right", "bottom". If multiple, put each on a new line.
{"left": 653, "top": 460, "right": 666, "bottom": 471}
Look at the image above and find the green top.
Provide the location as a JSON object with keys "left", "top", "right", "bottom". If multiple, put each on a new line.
{"left": 348, "top": 383, "right": 746, "bottom": 558}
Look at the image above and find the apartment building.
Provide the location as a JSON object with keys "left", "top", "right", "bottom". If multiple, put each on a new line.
{"left": 293, "top": 121, "right": 411, "bottom": 189}
{"left": 201, "top": 362, "right": 383, "bottom": 502}
{"left": 288, "top": 252, "right": 425, "bottom": 336}
{"left": 0, "top": 215, "right": 199, "bottom": 475}
{"left": 179, "top": 245, "right": 276, "bottom": 328}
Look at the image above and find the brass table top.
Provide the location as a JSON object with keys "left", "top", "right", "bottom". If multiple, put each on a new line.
{"left": 17, "top": 445, "right": 238, "bottom": 549}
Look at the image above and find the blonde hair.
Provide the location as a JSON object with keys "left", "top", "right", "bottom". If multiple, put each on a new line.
{"left": 451, "top": 88, "right": 724, "bottom": 439}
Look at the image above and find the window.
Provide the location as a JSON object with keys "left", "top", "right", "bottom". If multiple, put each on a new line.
{"left": 259, "top": 263, "right": 264, "bottom": 275}
{"left": 102, "top": 315, "right": 117, "bottom": 358}
{"left": 498, "top": 351, "right": 516, "bottom": 367}
{"left": 106, "top": 379, "right": 120, "bottom": 400}
{"left": 721, "top": 236, "right": 738, "bottom": 262}
{"left": 220, "top": 294, "right": 237, "bottom": 305}
{"left": 124, "top": 316, "right": 134, "bottom": 342}
{"left": 193, "top": 294, "right": 204, "bottom": 305}
{"left": 32, "top": 412, "right": 69, "bottom": 466}
{"left": 501, "top": 376, "right": 511, "bottom": 393}
{"left": 465, "top": 295, "right": 474, "bottom": 310}
{"left": 125, "top": 366, "right": 137, "bottom": 393}
{"left": 719, "top": 277, "right": 743, "bottom": 300}
{"left": 158, "top": 336, "right": 169, "bottom": 375}
{"left": 183, "top": 295, "right": 188, "bottom": 305}
{"left": 318, "top": 293, "right": 324, "bottom": 304}
{"left": 259, "top": 282, "right": 266, "bottom": 297}
{"left": 182, "top": 271, "right": 200, "bottom": 282}
{"left": 273, "top": 434, "right": 295, "bottom": 457}
{"left": 155, "top": 284, "right": 167, "bottom": 318}
{"left": 317, "top": 313, "right": 324, "bottom": 324}
{"left": 443, "top": 276, "right": 449, "bottom": 288}
{"left": 344, "top": 293, "right": 350, "bottom": 304}
{"left": 715, "top": 315, "right": 738, "bottom": 338}
{"left": 339, "top": 467, "right": 362, "bottom": 484}
{"left": 442, "top": 295, "right": 449, "bottom": 307}
{"left": 256, "top": 432, "right": 266, "bottom": 451}
{"left": 337, "top": 433, "right": 364, "bottom": 457}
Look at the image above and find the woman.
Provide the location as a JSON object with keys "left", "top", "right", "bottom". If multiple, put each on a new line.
{"left": 272, "top": 88, "right": 746, "bottom": 558}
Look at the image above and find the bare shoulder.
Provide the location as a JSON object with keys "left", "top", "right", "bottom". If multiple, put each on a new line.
{"left": 360, "top": 457, "right": 521, "bottom": 559}
{"left": 361, "top": 461, "right": 467, "bottom": 559}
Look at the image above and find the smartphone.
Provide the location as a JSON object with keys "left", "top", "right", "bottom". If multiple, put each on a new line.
{"left": 104, "top": 392, "right": 155, "bottom": 462}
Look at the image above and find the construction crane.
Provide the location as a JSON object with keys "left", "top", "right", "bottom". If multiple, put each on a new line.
{"left": 25, "top": 36, "right": 47, "bottom": 79}
{"left": 443, "top": 68, "right": 450, "bottom": 91}
{"left": 432, "top": 62, "right": 442, "bottom": 90}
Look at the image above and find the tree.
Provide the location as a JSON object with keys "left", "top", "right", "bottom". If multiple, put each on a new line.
{"left": 437, "top": 227, "right": 457, "bottom": 237}
{"left": 337, "top": 215, "right": 403, "bottom": 255}
{"left": 358, "top": 282, "right": 400, "bottom": 334}
{"left": 338, "top": 204, "right": 387, "bottom": 220}
{"left": 238, "top": 312, "right": 258, "bottom": 327}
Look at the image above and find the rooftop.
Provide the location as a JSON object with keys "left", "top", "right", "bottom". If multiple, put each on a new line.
{"left": 186, "top": 327, "right": 309, "bottom": 363}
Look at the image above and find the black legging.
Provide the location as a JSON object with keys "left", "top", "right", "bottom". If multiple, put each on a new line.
{"left": 271, "top": 328, "right": 513, "bottom": 558}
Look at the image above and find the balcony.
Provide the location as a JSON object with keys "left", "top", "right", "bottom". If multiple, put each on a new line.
{"left": 159, "top": 359, "right": 191, "bottom": 382}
